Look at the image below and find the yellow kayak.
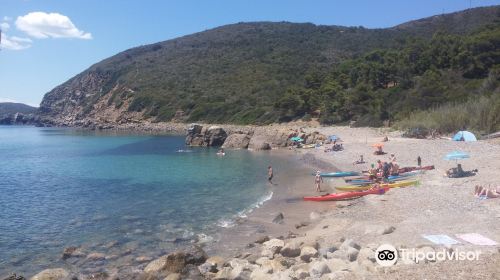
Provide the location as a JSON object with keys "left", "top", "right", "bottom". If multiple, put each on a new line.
{"left": 335, "top": 180, "right": 419, "bottom": 191}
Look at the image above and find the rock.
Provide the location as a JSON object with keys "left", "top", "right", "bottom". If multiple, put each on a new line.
{"left": 255, "top": 257, "right": 270, "bottom": 266}
{"left": 263, "top": 239, "right": 285, "bottom": 255}
{"left": 206, "top": 256, "right": 225, "bottom": 270}
{"left": 144, "top": 250, "right": 202, "bottom": 274}
{"left": 185, "top": 246, "right": 208, "bottom": 265}
{"left": 309, "top": 211, "right": 321, "bottom": 221}
{"left": 198, "top": 262, "right": 217, "bottom": 274}
{"left": 86, "top": 252, "right": 106, "bottom": 261}
{"left": 249, "top": 268, "right": 272, "bottom": 279}
{"left": 61, "top": 246, "right": 85, "bottom": 259}
{"left": 357, "top": 248, "right": 376, "bottom": 263}
{"left": 182, "top": 264, "right": 204, "bottom": 280}
{"left": 346, "top": 247, "right": 359, "bottom": 262}
{"left": 164, "top": 273, "right": 181, "bottom": 280}
{"left": 3, "top": 274, "right": 25, "bottom": 280}
{"left": 206, "top": 126, "right": 228, "bottom": 146}
{"left": 136, "top": 256, "right": 153, "bottom": 263}
{"left": 222, "top": 133, "right": 251, "bottom": 149}
{"left": 340, "top": 239, "right": 361, "bottom": 251}
{"left": 254, "top": 236, "right": 270, "bottom": 244}
{"left": 318, "top": 245, "right": 338, "bottom": 258}
{"left": 378, "top": 226, "right": 396, "bottom": 235}
{"left": 228, "top": 258, "right": 250, "bottom": 269}
{"left": 309, "top": 261, "right": 331, "bottom": 278}
{"left": 280, "top": 241, "right": 301, "bottom": 258}
{"left": 30, "top": 268, "right": 68, "bottom": 280}
{"left": 272, "top": 212, "right": 284, "bottom": 224}
{"left": 326, "top": 258, "right": 350, "bottom": 272}
{"left": 300, "top": 246, "right": 318, "bottom": 262}
{"left": 248, "top": 135, "right": 271, "bottom": 150}
{"left": 214, "top": 267, "right": 232, "bottom": 280}
{"left": 295, "top": 269, "right": 309, "bottom": 280}
{"left": 244, "top": 254, "right": 259, "bottom": 264}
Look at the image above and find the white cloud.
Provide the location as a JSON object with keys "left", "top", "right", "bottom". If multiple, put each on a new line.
{"left": 15, "top": 12, "right": 92, "bottom": 39}
{"left": 1, "top": 33, "right": 32, "bottom": 50}
{"left": 1, "top": 22, "right": 10, "bottom": 31}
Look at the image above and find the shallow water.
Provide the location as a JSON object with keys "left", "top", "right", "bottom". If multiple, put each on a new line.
{"left": 0, "top": 126, "right": 292, "bottom": 276}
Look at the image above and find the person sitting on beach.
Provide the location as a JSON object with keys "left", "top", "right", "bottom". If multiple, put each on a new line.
{"left": 382, "top": 162, "right": 391, "bottom": 179}
{"left": 376, "top": 160, "right": 383, "bottom": 172}
{"left": 390, "top": 162, "right": 399, "bottom": 175}
{"left": 368, "top": 164, "right": 377, "bottom": 180}
{"left": 474, "top": 185, "right": 500, "bottom": 199}
{"left": 353, "top": 155, "right": 365, "bottom": 165}
{"left": 315, "top": 171, "right": 324, "bottom": 192}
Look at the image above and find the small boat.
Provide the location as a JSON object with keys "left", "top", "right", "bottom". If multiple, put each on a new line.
{"left": 318, "top": 171, "right": 359, "bottom": 177}
{"left": 335, "top": 180, "right": 419, "bottom": 191}
{"left": 304, "top": 187, "right": 390, "bottom": 201}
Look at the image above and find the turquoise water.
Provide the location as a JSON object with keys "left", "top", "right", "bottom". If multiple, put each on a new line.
{"left": 0, "top": 126, "right": 288, "bottom": 276}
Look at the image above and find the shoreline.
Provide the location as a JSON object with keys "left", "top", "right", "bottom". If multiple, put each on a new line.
{"left": 7, "top": 125, "right": 500, "bottom": 279}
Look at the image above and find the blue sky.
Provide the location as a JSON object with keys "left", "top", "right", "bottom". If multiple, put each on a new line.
{"left": 1, "top": 0, "right": 499, "bottom": 107}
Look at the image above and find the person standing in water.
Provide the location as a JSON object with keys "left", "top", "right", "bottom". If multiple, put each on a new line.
{"left": 315, "top": 171, "right": 323, "bottom": 192}
{"left": 268, "top": 165, "right": 274, "bottom": 185}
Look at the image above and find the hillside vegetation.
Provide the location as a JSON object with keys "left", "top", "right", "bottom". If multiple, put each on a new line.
{"left": 39, "top": 6, "right": 500, "bottom": 133}
{"left": 0, "top": 102, "right": 37, "bottom": 115}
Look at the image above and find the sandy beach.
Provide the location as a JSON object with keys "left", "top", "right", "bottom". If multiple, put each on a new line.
{"left": 195, "top": 125, "right": 500, "bottom": 279}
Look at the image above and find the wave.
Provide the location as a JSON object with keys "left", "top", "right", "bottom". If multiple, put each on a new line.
{"left": 216, "top": 191, "right": 273, "bottom": 228}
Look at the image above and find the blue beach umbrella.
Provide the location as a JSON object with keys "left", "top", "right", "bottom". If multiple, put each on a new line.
{"left": 290, "top": 136, "right": 303, "bottom": 142}
{"left": 444, "top": 151, "right": 470, "bottom": 161}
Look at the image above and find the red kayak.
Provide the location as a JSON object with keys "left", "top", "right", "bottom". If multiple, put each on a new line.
{"left": 303, "top": 187, "right": 390, "bottom": 202}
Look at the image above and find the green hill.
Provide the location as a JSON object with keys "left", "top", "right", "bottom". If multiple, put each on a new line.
{"left": 39, "top": 6, "right": 500, "bottom": 129}
{"left": 0, "top": 102, "right": 37, "bottom": 115}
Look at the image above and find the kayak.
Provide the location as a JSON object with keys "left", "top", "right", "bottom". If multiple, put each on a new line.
{"left": 304, "top": 187, "right": 390, "bottom": 201}
{"left": 388, "top": 170, "right": 425, "bottom": 180}
{"left": 319, "top": 171, "right": 359, "bottom": 177}
{"left": 398, "top": 165, "right": 435, "bottom": 173}
{"left": 335, "top": 180, "right": 419, "bottom": 191}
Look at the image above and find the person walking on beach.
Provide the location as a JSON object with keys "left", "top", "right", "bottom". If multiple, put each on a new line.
{"left": 315, "top": 171, "right": 323, "bottom": 192}
{"left": 417, "top": 156, "right": 422, "bottom": 167}
{"left": 268, "top": 165, "right": 274, "bottom": 185}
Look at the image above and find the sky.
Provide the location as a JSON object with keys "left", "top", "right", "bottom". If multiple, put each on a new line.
{"left": 1, "top": 0, "right": 499, "bottom": 107}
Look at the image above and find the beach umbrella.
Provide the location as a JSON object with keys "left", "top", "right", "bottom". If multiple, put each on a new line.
{"left": 290, "top": 136, "right": 303, "bottom": 142}
{"left": 444, "top": 151, "right": 470, "bottom": 161}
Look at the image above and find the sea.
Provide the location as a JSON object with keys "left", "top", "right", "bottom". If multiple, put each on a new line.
{"left": 0, "top": 126, "right": 294, "bottom": 276}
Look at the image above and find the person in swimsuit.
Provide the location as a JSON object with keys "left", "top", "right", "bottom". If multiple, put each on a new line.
{"left": 315, "top": 171, "right": 323, "bottom": 192}
{"left": 268, "top": 165, "right": 274, "bottom": 185}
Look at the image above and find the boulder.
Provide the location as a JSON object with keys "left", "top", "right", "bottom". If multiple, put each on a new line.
{"left": 326, "top": 258, "right": 351, "bottom": 273}
{"left": 300, "top": 246, "right": 318, "bottom": 262}
{"left": 206, "top": 126, "right": 228, "bottom": 146}
{"left": 340, "top": 239, "right": 361, "bottom": 251}
{"left": 206, "top": 256, "right": 225, "bottom": 270}
{"left": 214, "top": 267, "right": 232, "bottom": 280}
{"left": 222, "top": 133, "right": 251, "bottom": 149}
{"left": 181, "top": 264, "right": 204, "bottom": 280}
{"left": 164, "top": 273, "right": 181, "bottom": 280}
{"left": 3, "top": 274, "right": 25, "bottom": 280}
{"left": 378, "top": 226, "right": 396, "bottom": 235}
{"left": 357, "top": 248, "right": 376, "bottom": 264}
{"left": 61, "top": 246, "right": 85, "bottom": 259}
{"left": 309, "top": 261, "right": 331, "bottom": 278}
{"left": 145, "top": 247, "right": 207, "bottom": 274}
{"left": 30, "top": 268, "right": 68, "bottom": 280}
{"left": 346, "top": 247, "right": 359, "bottom": 262}
{"left": 248, "top": 135, "right": 271, "bottom": 150}
{"left": 254, "top": 236, "right": 270, "bottom": 244}
{"left": 280, "top": 241, "right": 301, "bottom": 258}
{"left": 263, "top": 239, "right": 285, "bottom": 255}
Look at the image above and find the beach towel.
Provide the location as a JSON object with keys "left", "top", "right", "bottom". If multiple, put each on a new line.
{"left": 422, "top": 234, "right": 460, "bottom": 246}
{"left": 456, "top": 233, "right": 498, "bottom": 246}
